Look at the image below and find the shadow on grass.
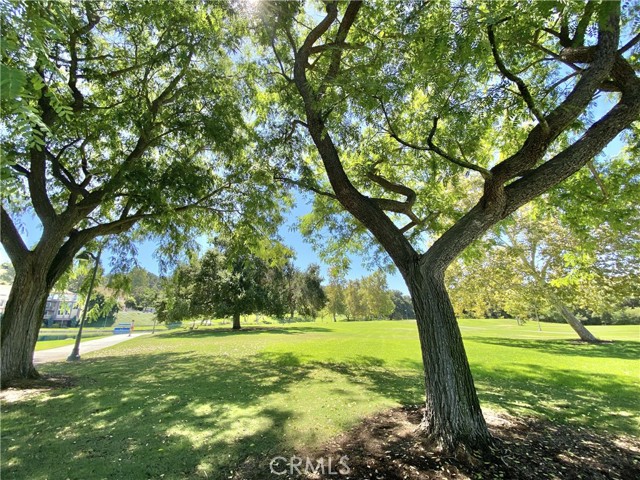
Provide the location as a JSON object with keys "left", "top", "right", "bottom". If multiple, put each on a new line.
{"left": 471, "top": 337, "right": 640, "bottom": 360}
{"left": 472, "top": 363, "right": 640, "bottom": 436}
{"left": 3, "top": 347, "right": 637, "bottom": 479}
{"left": 319, "top": 355, "right": 425, "bottom": 405}
{"left": 1, "top": 351, "right": 314, "bottom": 480}
{"left": 157, "top": 325, "right": 332, "bottom": 339}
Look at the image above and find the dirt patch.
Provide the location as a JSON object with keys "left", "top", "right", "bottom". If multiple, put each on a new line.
{"left": 242, "top": 406, "right": 640, "bottom": 479}
{"left": 0, "top": 374, "right": 76, "bottom": 403}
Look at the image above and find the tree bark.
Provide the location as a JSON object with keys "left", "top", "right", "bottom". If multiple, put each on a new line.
{"left": 1, "top": 266, "right": 49, "bottom": 386}
{"left": 232, "top": 312, "right": 241, "bottom": 330}
{"left": 407, "top": 265, "right": 491, "bottom": 452}
{"left": 530, "top": 269, "right": 600, "bottom": 343}
{"left": 549, "top": 295, "right": 599, "bottom": 343}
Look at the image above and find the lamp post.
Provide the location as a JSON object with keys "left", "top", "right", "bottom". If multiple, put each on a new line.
{"left": 67, "top": 247, "right": 102, "bottom": 361}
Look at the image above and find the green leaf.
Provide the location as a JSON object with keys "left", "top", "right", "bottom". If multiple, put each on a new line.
{"left": 0, "top": 64, "right": 26, "bottom": 100}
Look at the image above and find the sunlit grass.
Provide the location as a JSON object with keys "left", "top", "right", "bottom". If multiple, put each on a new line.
{"left": 35, "top": 335, "right": 113, "bottom": 351}
{"left": 2, "top": 319, "right": 638, "bottom": 479}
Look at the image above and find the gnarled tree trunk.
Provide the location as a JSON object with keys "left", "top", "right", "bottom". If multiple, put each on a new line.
{"left": 407, "top": 265, "right": 491, "bottom": 452}
{"left": 1, "top": 264, "right": 50, "bottom": 386}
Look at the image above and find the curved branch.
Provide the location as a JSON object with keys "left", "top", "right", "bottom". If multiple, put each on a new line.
{"left": 366, "top": 171, "right": 416, "bottom": 205}
{"left": 491, "top": 5, "right": 622, "bottom": 185}
{"left": 379, "top": 98, "right": 492, "bottom": 179}
{"left": 488, "top": 23, "right": 549, "bottom": 133}
{"left": 1, "top": 207, "right": 29, "bottom": 264}
{"left": 275, "top": 176, "right": 337, "bottom": 199}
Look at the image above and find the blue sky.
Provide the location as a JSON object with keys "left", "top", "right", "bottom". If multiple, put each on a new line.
{"left": 0, "top": 195, "right": 409, "bottom": 293}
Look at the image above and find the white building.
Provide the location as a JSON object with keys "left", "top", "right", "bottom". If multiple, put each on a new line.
{"left": 0, "top": 284, "right": 81, "bottom": 327}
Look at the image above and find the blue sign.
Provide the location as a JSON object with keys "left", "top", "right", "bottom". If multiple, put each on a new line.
{"left": 113, "top": 323, "right": 132, "bottom": 334}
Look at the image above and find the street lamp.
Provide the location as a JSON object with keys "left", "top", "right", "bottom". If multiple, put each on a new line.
{"left": 67, "top": 247, "right": 102, "bottom": 361}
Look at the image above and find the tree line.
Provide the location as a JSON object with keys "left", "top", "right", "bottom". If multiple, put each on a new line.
{"left": 155, "top": 245, "right": 415, "bottom": 327}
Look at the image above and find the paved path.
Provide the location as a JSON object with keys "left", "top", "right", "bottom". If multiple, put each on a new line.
{"left": 33, "top": 333, "right": 148, "bottom": 364}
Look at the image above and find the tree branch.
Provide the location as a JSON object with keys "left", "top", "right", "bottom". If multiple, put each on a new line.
{"left": 67, "top": 2, "right": 100, "bottom": 112}
{"left": 620, "top": 31, "right": 640, "bottom": 54}
{"left": 292, "top": 0, "right": 418, "bottom": 271}
{"left": 46, "top": 140, "right": 90, "bottom": 198}
{"left": 271, "top": 37, "right": 292, "bottom": 83}
{"left": 366, "top": 171, "right": 416, "bottom": 205}
{"left": 367, "top": 170, "right": 421, "bottom": 224}
{"left": 378, "top": 98, "right": 492, "bottom": 179}
{"left": 491, "top": 5, "right": 622, "bottom": 186}
{"left": 318, "top": 1, "right": 363, "bottom": 97}
{"left": 572, "top": 1, "right": 596, "bottom": 47}
{"left": 9, "top": 164, "right": 30, "bottom": 176}
{"left": 1, "top": 206, "right": 29, "bottom": 264}
{"left": 488, "top": 23, "right": 549, "bottom": 133}
{"left": 587, "top": 161, "right": 609, "bottom": 200}
{"left": 275, "top": 175, "right": 337, "bottom": 199}
{"left": 504, "top": 83, "right": 639, "bottom": 216}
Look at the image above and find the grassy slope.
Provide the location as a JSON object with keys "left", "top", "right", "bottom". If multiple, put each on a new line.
{"left": 2, "top": 319, "right": 638, "bottom": 479}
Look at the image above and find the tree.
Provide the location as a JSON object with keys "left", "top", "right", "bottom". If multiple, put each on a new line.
{"left": 324, "top": 266, "right": 346, "bottom": 322}
{"left": 190, "top": 245, "right": 285, "bottom": 330}
{"left": 389, "top": 290, "right": 415, "bottom": 320}
{"left": 295, "top": 264, "right": 327, "bottom": 319}
{"left": 449, "top": 196, "right": 639, "bottom": 332}
{"left": 0, "top": 1, "right": 279, "bottom": 383}
{"left": 260, "top": 1, "right": 639, "bottom": 451}
{"left": 343, "top": 279, "right": 366, "bottom": 321}
{"left": 113, "top": 267, "right": 161, "bottom": 311}
{"left": 84, "top": 292, "right": 119, "bottom": 327}
{"left": 495, "top": 206, "right": 601, "bottom": 341}
{"left": 360, "top": 270, "right": 394, "bottom": 320}
{"left": 155, "top": 260, "right": 198, "bottom": 325}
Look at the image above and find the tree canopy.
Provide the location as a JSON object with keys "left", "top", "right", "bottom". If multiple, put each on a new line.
{"left": 252, "top": 0, "right": 639, "bottom": 450}
{"left": 0, "top": 0, "right": 283, "bottom": 383}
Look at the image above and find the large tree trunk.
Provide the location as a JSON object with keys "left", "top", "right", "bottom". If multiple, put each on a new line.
{"left": 1, "top": 267, "right": 49, "bottom": 387}
{"left": 232, "top": 312, "right": 241, "bottom": 330}
{"left": 407, "top": 267, "right": 491, "bottom": 452}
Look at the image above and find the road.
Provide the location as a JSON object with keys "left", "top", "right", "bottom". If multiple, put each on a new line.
{"left": 33, "top": 333, "right": 148, "bottom": 364}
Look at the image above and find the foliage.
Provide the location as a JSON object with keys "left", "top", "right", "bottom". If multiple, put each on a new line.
{"left": 337, "top": 270, "right": 395, "bottom": 321}
{"left": 253, "top": 0, "right": 638, "bottom": 445}
{"left": 323, "top": 266, "right": 346, "bottom": 321}
{"left": 389, "top": 290, "right": 415, "bottom": 320}
{"left": 84, "top": 292, "right": 119, "bottom": 327}
{"left": 448, "top": 192, "right": 639, "bottom": 325}
{"left": 287, "top": 264, "right": 327, "bottom": 319}
{"left": 254, "top": 0, "right": 639, "bottom": 269}
{"left": 155, "top": 261, "right": 198, "bottom": 324}
{"left": 110, "top": 267, "right": 161, "bottom": 311}
{"left": 190, "top": 245, "right": 286, "bottom": 322}
{"left": 0, "top": 262, "right": 15, "bottom": 284}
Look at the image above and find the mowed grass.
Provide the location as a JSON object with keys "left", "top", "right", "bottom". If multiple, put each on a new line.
{"left": 36, "top": 334, "right": 111, "bottom": 351}
{"left": 2, "top": 320, "right": 638, "bottom": 479}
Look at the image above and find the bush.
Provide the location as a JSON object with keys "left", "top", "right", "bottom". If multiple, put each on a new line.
{"left": 610, "top": 307, "right": 640, "bottom": 325}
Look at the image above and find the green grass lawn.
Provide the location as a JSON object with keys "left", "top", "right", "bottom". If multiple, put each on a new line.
{"left": 2, "top": 319, "right": 638, "bottom": 479}
{"left": 35, "top": 334, "right": 114, "bottom": 351}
